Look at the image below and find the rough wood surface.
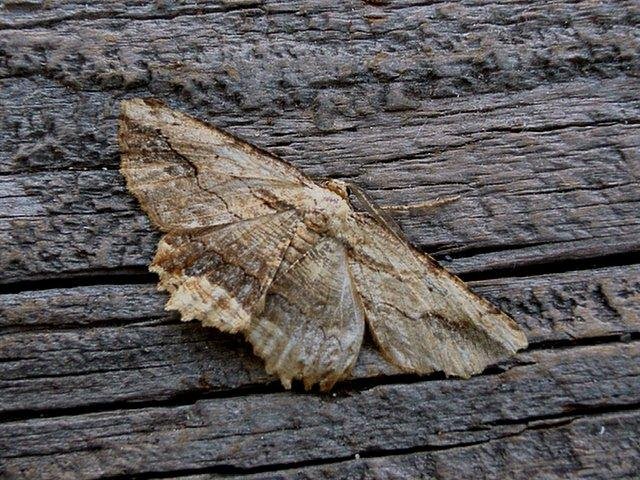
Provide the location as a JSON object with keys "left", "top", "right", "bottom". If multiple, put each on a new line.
{"left": 3, "top": 77, "right": 640, "bottom": 284}
{"left": 2, "top": 342, "right": 639, "bottom": 478}
{"left": 2, "top": 264, "right": 638, "bottom": 415}
{"left": 1, "top": 0, "right": 639, "bottom": 478}
{"left": 180, "top": 411, "right": 640, "bottom": 480}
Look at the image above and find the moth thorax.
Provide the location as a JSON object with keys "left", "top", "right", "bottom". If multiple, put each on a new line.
{"left": 303, "top": 210, "right": 331, "bottom": 233}
{"left": 324, "top": 179, "right": 349, "bottom": 200}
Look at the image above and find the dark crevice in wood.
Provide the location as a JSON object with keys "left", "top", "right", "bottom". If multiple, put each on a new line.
{"left": 1, "top": 248, "right": 639, "bottom": 297}
{"left": 93, "top": 402, "right": 640, "bottom": 480}
{"left": 526, "top": 332, "right": 640, "bottom": 352}
{"left": 482, "top": 119, "right": 638, "bottom": 135}
{"left": 1, "top": 337, "right": 637, "bottom": 425}
{"left": 0, "top": 380, "right": 285, "bottom": 424}
{"left": 352, "top": 402, "right": 640, "bottom": 458}
{"left": 432, "top": 243, "right": 568, "bottom": 264}
{"left": 0, "top": 267, "right": 155, "bottom": 294}
{"left": 432, "top": 240, "right": 551, "bottom": 261}
{"left": 0, "top": 370, "right": 436, "bottom": 423}
{"left": 0, "top": 316, "right": 176, "bottom": 335}
{"left": 97, "top": 455, "right": 360, "bottom": 480}
{"left": 486, "top": 402, "right": 640, "bottom": 429}
{"left": 456, "top": 249, "right": 640, "bottom": 282}
{"left": 0, "top": 165, "right": 121, "bottom": 177}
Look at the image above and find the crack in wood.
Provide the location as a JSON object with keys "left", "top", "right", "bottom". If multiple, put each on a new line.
{"left": 1, "top": 336, "right": 637, "bottom": 424}
{"left": 0, "top": 2, "right": 265, "bottom": 31}
{"left": 1, "top": 248, "right": 639, "bottom": 296}
{"left": 65, "top": 404, "right": 640, "bottom": 480}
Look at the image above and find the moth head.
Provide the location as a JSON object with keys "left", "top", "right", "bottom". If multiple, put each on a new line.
{"left": 324, "top": 179, "right": 349, "bottom": 201}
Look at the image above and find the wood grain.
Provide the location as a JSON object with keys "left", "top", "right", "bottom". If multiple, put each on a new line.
{"left": 2, "top": 77, "right": 639, "bottom": 284}
{"left": 2, "top": 264, "right": 638, "bottom": 414}
{"left": 1, "top": 0, "right": 639, "bottom": 478}
{"left": 177, "top": 411, "right": 640, "bottom": 480}
{"left": 1, "top": 342, "right": 638, "bottom": 478}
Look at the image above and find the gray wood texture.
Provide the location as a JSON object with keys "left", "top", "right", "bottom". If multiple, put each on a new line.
{"left": 1, "top": 0, "right": 638, "bottom": 478}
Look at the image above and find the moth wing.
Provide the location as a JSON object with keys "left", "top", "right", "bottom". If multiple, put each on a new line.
{"left": 247, "top": 238, "right": 366, "bottom": 391}
{"left": 119, "top": 98, "right": 318, "bottom": 231}
{"left": 151, "top": 210, "right": 300, "bottom": 333}
{"left": 340, "top": 214, "right": 528, "bottom": 378}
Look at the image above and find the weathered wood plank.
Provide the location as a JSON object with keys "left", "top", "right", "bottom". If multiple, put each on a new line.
{"left": 2, "top": 0, "right": 637, "bottom": 96}
{"left": 2, "top": 0, "right": 638, "bottom": 174}
{"left": 1, "top": 2, "right": 638, "bottom": 478}
{"left": 1, "top": 264, "right": 638, "bottom": 413}
{"left": 1, "top": 0, "right": 638, "bottom": 284}
{"left": 2, "top": 72, "right": 639, "bottom": 177}
{"left": 1, "top": 342, "right": 638, "bottom": 479}
{"left": 2, "top": 76, "right": 639, "bottom": 284}
{"left": 0, "top": 0, "right": 242, "bottom": 29}
{"left": 179, "top": 411, "right": 640, "bottom": 480}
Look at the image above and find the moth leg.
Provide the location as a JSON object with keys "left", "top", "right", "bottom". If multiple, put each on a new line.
{"left": 345, "top": 182, "right": 461, "bottom": 243}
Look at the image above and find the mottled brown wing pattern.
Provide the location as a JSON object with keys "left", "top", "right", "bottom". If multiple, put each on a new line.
{"left": 338, "top": 214, "right": 528, "bottom": 378}
{"left": 119, "top": 98, "right": 528, "bottom": 391}
{"left": 119, "top": 98, "right": 317, "bottom": 230}
{"left": 247, "top": 238, "right": 365, "bottom": 391}
{"left": 151, "top": 210, "right": 300, "bottom": 333}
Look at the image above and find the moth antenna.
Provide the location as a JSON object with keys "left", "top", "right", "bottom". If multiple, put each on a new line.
{"left": 381, "top": 195, "right": 461, "bottom": 212}
{"left": 345, "top": 182, "right": 408, "bottom": 242}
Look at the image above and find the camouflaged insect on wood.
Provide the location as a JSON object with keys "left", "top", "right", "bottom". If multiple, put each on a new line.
{"left": 119, "top": 99, "right": 528, "bottom": 391}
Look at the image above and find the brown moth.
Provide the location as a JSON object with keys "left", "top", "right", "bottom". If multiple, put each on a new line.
{"left": 119, "top": 98, "right": 528, "bottom": 391}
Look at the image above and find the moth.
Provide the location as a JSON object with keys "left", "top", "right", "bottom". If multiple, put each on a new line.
{"left": 119, "top": 98, "right": 528, "bottom": 391}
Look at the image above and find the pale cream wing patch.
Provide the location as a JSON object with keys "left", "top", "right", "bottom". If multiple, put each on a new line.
{"left": 119, "top": 98, "right": 320, "bottom": 231}
{"left": 247, "top": 238, "right": 366, "bottom": 391}
{"left": 340, "top": 213, "right": 528, "bottom": 378}
{"left": 151, "top": 210, "right": 300, "bottom": 333}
